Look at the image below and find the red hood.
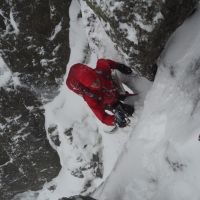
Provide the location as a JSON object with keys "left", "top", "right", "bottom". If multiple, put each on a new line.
{"left": 68, "top": 64, "right": 97, "bottom": 87}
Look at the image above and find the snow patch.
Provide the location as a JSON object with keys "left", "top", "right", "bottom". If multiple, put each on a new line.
{"left": 49, "top": 20, "right": 62, "bottom": 40}
{"left": 10, "top": 9, "right": 19, "bottom": 35}
{"left": 119, "top": 23, "right": 138, "bottom": 44}
{"left": 134, "top": 13, "right": 154, "bottom": 32}
{"left": 0, "top": 57, "right": 12, "bottom": 87}
{"left": 153, "top": 11, "right": 163, "bottom": 23}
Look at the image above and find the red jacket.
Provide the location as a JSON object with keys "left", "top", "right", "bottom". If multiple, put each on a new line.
{"left": 66, "top": 59, "right": 119, "bottom": 126}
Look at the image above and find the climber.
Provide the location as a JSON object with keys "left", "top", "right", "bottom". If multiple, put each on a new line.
{"left": 66, "top": 58, "right": 135, "bottom": 128}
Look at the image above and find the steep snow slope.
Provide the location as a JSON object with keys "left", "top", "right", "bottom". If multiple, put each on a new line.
{"left": 94, "top": 6, "right": 200, "bottom": 200}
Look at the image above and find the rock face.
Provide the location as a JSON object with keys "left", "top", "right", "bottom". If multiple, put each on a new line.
{"left": 0, "top": 0, "right": 71, "bottom": 99}
{"left": 0, "top": 0, "right": 71, "bottom": 199}
{"left": 82, "top": 0, "right": 198, "bottom": 80}
{"left": 0, "top": 86, "right": 61, "bottom": 199}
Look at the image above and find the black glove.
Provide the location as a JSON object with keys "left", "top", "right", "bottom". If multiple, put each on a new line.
{"left": 114, "top": 108, "right": 127, "bottom": 128}
{"left": 117, "top": 64, "right": 132, "bottom": 74}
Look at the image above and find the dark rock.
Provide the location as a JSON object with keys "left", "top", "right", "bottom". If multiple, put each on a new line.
{"left": 71, "top": 168, "right": 84, "bottom": 178}
{"left": 0, "top": 15, "right": 6, "bottom": 30}
{"left": 0, "top": 0, "right": 72, "bottom": 198}
{"left": 64, "top": 128, "right": 73, "bottom": 143}
{"left": 0, "top": 86, "right": 61, "bottom": 200}
{"left": 48, "top": 185, "right": 57, "bottom": 191}
{"left": 48, "top": 124, "right": 61, "bottom": 146}
{"left": 59, "top": 195, "right": 97, "bottom": 200}
{"left": 64, "top": 128, "right": 73, "bottom": 136}
{"left": 90, "top": 153, "right": 103, "bottom": 178}
{"left": 70, "top": 153, "right": 103, "bottom": 179}
{"left": 0, "top": 0, "right": 71, "bottom": 100}
{"left": 83, "top": 0, "right": 198, "bottom": 81}
{"left": 0, "top": 146, "right": 10, "bottom": 165}
{"left": 82, "top": 180, "right": 92, "bottom": 193}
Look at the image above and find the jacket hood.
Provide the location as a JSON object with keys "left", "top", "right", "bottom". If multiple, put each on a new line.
{"left": 69, "top": 64, "right": 97, "bottom": 88}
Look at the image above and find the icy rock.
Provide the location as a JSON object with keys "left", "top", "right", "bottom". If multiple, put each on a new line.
{"left": 64, "top": 127, "right": 73, "bottom": 143}
{"left": 82, "top": 0, "right": 198, "bottom": 80}
{"left": 0, "top": 86, "right": 61, "bottom": 200}
{"left": 48, "top": 124, "right": 61, "bottom": 147}
{"left": 0, "top": 0, "right": 71, "bottom": 199}
{"left": 0, "top": 0, "right": 71, "bottom": 100}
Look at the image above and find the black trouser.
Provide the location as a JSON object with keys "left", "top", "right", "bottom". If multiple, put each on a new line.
{"left": 114, "top": 101, "right": 134, "bottom": 116}
{"left": 106, "top": 101, "right": 134, "bottom": 117}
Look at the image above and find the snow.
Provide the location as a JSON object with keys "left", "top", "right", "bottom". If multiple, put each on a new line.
{"left": 119, "top": 23, "right": 138, "bottom": 44}
{"left": 109, "top": 2, "right": 124, "bottom": 13}
{"left": 10, "top": 9, "right": 19, "bottom": 35}
{"left": 49, "top": 21, "right": 62, "bottom": 41}
{"left": 0, "top": 57, "right": 12, "bottom": 87}
{"left": 79, "top": 0, "right": 120, "bottom": 60}
{"left": 153, "top": 12, "right": 163, "bottom": 23}
{"left": 40, "top": 59, "right": 48, "bottom": 67}
{"left": 134, "top": 13, "right": 154, "bottom": 32}
{"left": 0, "top": 57, "right": 21, "bottom": 88}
